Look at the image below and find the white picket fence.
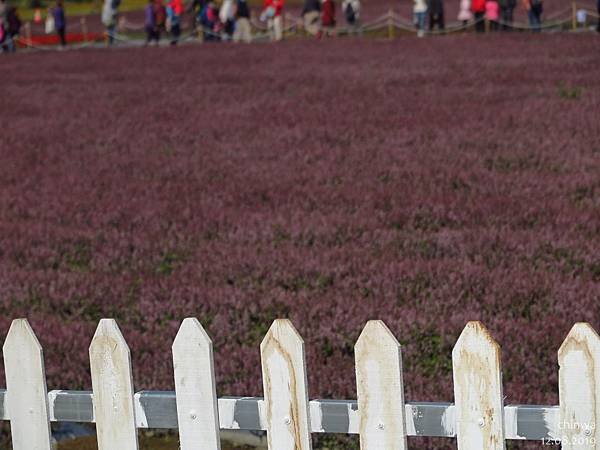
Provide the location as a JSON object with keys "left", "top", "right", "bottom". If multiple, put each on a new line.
{"left": 1, "top": 318, "right": 599, "bottom": 450}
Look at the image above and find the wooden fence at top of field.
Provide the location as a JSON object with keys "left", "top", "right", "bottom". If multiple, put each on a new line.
{"left": 1, "top": 317, "right": 599, "bottom": 450}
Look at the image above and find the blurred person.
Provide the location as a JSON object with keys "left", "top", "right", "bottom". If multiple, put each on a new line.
{"left": 102, "top": 0, "right": 121, "bottom": 45}
{"left": 301, "top": 0, "right": 320, "bottom": 36}
{"left": 167, "top": 0, "right": 183, "bottom": 44}
{"left": 597, "top": 0, "right": 599, "bottom": 32}
{"left": 413, "top": 0, "right": 427, "bottom": 37}
{"left": 261, "top": 0, "right": 283, "bottom": 41}
{"left": 341, "top": 0, "right": 360, "bottom": 32}
{"left": 190, "top": 0, "right": 206, "bottom": 34}
{"left": 427, "top": 0, "right": 444, "bottom": 30}
{"left": 154, "top": 0, "right": 167, "bottom": 41}
{"left": 457, "top": 0, "right": 473, "bottom": 26}
{"left": 4, "top": 5, "right": 21, "bottom": 52}
{"left": 144, "top": 0, "right": 157, "bottom": 44}
{"left": 523, "top": 0, "right": 542, "bottom": 31}
{"left": 219, "top": 0, "right": 235, "bottom": 40}
{"left": 498, "top": 0, "right": 515, "bottom": 29}
{"left": 52, "top": 0, "right": 66, "bottom": 47}
{"left": 200, "top": 0, "right": 219, "bottom": 40}
{"left": 319, "top": 0, "right": 335, "bottom": 37}
{"left": 471, "top": 0, "right": 485, "bottom": 31}
{"left": 0, "top": 0, "right": 6, "bottom": 51}
{"left": 233, "top": 0, "right": 252, "bottom": 42}
{"left": 485, "top": 0, "right": 499, "bottom": 30}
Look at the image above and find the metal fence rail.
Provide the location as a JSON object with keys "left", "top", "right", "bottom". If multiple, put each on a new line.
{"left": 0, "top": 389, "right": 560, "bottom": 439}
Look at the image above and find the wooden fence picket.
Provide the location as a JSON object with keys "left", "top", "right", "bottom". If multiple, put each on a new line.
{"left": 172, "top": 318, "right": 221, "bottom": 450}
{"left": 452, "top": 321, "right": 505, "bottom": 450}
{"left": 354, "top": 320, "right": 407, "bottom": 450}
{"left": 3, "top": 319, "right": 52, "bottom": 450}
{"left": 260, "top": 319, "right": 312, "bottom": 450}
{"left": 558, "top": 323, "right": 600, "bottom": 450}
{"left": 89, "top": 319, "right": 139, "bottom": 450}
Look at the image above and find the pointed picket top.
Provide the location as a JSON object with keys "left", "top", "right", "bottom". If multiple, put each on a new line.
{"left": 452, "top": 321, "right": 505, "bottom": 450}
{"left": 89, "top": 319, "right": 139, "bottom": 450}
{"left": 355, "top": 320, "right": 407, "bottom": 450}
{"left": 558, "top": 323, "right": 600, "bottom": 449}
{"left": 172, "top": 318, "right": 221, "bottom": 450}
{"left": 260, "top": 319, "right": 312, "bottom": 450}
{"left": 3, "top": 319, "right": 52, "bottom": 450}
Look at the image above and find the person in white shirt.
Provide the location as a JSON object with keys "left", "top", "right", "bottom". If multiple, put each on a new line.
{"left": 413, "top": 0, "right": 427, "bottom": 36}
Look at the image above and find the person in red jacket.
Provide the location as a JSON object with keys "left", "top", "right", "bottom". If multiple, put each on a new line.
{"left": 167, "top": 0, "right": 183, "bottom": 44}
{"left": 471, "top": 0, "right": 486, "bottom": 31}
{"left": 262, "top": 0, "right": 284, "bottom": 40}
{"left": 320, "top": 0, "right": 335, "bottom": 37}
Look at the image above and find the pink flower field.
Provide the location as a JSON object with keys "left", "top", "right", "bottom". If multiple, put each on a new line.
{"left": 1, "top": 33, "right": 599, "bottom": 448}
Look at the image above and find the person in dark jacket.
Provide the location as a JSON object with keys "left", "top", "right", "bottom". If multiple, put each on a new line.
{"left": 1, "top": 5, "right": 20, "bottom": 52}
{"left": 498, "top": 0, "right": 515, "bottom": 29}
{"left": 523, "top": 0, "right": 542, "bottom": 32}
{"left": 427, "top": 0, "right": 444, "bottom": 30}
{"left": 6, "top": 6, "right": 20, "bottom": 52}
{"left": 596, "top": 0, "right": 599, "bottom": 32}
{"left": 52, "top": 0, "right": 66, "bottom": 47}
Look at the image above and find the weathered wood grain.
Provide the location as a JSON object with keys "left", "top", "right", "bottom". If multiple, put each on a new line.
{"left": 3, "top": 319, "right": 52, "bottom": 450}
{"left": 558, "top": 323, "right": 600, "bottom": 450}
{"left": 260, "top": 319, "right": 312, "bottom": 450}
{"left": 452, "top": 321, "right": 505, "bottom": 450}
{"left": 355, "top": 320, "right": 407, "bottom": 450}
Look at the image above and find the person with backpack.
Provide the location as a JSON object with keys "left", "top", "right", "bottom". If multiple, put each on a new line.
{"left": 233, "top": 0, "right": 252, "bottom": 43}
{"left": 341, "top": 0, "right": 359, "bottom": 32}
{"left": 427, "top": 0, "right": 444, "bottom": 31}
{"left": 319, "top": 0, "right": 335, "bottom": 37}
{"left": 524, "top": 0, "right": 542, "bottom": 31}
{"left": 413, "top": 0, "right": 427, "bottom": 37}
{"left": 301, "top": 0, "right": 320, "bottom": 36}
{"left": 52, "top": 0, "right": 66, "bottom": 47}
{"left": 498, "top": 0, "right": 515, "bottom": 29}
{"left": 471, "top": 0, "right": 485, "bottom": 31}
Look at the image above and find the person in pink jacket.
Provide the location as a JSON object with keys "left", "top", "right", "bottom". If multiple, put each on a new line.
{"left": 485, "top": 0, "right": 499, "bottom": 30}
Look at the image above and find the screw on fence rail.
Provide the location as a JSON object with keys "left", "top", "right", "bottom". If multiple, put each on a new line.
{"left": 89, "top": 319, "right": 139, "bottom": 450}
{"left": 355, "top": 320, "right": 407, "bottom": 450}
{"left": 261, "top": 319, "right": 312, "bottom": 450}
{"left": 3, "top": 319, "right": 52, "bottom": 450}
{"left": 558, "top": 323, "right": 600, "bottom": 450}
{"left": 452, "top": 321, "right": 505, "bottom": 450}
{"left": 172, "top": 318, "right": 221, "bottom": 450}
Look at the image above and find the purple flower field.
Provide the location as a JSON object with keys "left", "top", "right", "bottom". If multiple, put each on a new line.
{"left": 1, "top": 34, "right": 599, "bottom": 448}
